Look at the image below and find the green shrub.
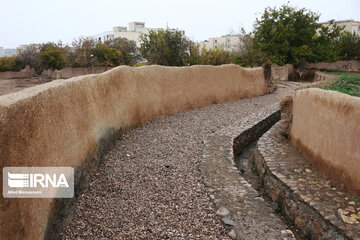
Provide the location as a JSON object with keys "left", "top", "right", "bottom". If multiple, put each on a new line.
{"left": 186, "top": 44, "right": 233, "bottom": 66}
{"left": 337, "top": 31, "right": 360, "bottom": 60}
{"left": 140, "top": 30, "right": 189, "bottom": 66}
{"left": 198, "top": 48, "right": 232, "bottom": 65}
{"left": 133, "top": 63, "right": 146, "bottom": 67}
{"left": 322, "top": 72, "right": 360, "bottom": 97}
{"left": 41, "top": 44, "right": 66, "bottom": 70}
{"left": 0, "top": 56, "right": 23, "bottom": 72}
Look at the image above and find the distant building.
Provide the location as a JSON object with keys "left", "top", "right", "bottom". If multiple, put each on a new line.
{"left": 199, "top": 35, "right": 242, "bottom": 52}
{"left": 93, "top": 21, "right": 185, "bottom": 47}
{"left": 93, "top": 31, "right": 115, "bottom": 42}
{"left": 321, "top": 19, "right": 360, "bottom": 35}
{"left": 0, "top": 47, "right": 16, "bottom": 57}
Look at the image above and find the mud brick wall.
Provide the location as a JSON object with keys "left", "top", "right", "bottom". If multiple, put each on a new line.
{"left": 0, "top": 64, "right": 272, "bottom": 240}
{"left": 290, "top": 88, "right": 360, "bottom": 194}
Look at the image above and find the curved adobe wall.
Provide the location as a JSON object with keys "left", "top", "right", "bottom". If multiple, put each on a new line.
{"left": 290, "top": 88, "right": 360, "bottom": 194}
{"left": 0, "top": 64, "right": 270, "bottom": 240}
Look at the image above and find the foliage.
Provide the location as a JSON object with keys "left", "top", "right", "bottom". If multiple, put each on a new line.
{"left": 234, "top": 28, "right": 266, "bottom": 67}
{"left": 0, "top": 56, "right": 24, "bottom": 72}
{"left": 253, "top": 4, "right": 342, "bottom": 65}
{"left": 308, "top": 22, "right": 342, "bottom": 63}
{"left": 140, "top": 30, "right": 189, "bottom": 66}
{"left": 322, "top": 72, "right": 360, "bottom": 97}
{"left": 68, "top": 37, "right": 97, "bottom": 68}
{"left": 186, "top": 41, "right": 201, "bottom": 65}
{"left": 337, "top": 31, "right": 360, "bottom": 60}
{"left": 133, "top": 63, "right": 146, "bottom": 67}
{"left": 17, "top": 44, "right": 46, "bottom": 75}
{"left": 92, "top": 42, "right": 123, "bottom": 67}
{"left": 40, "top": 43, "right": 66, "bottom": 70}
{"left": 198, "top": 48, "right": 232, "bottom": 65}
{"left": 186, "top": 43, "right": 232, "bottom": 66}
{"left": 17, "top": 42, "right": 66, "bottom": 75}
{"left": 68, "top": 37, "right": 140, "bottom": 68}
{"left": 105, "top": 38, "right": 141, "bottom": 65}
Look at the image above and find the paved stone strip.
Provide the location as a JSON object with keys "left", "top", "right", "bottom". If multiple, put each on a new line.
{"left": 255, "top": 123, "right": 360, "bottom": 240}
{"left": 199, "top": 105, "right": 296, "bottom": 240}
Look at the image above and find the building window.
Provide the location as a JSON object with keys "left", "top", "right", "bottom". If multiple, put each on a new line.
{"left": 215, "top": 40, "right": 217, "bottom": 43}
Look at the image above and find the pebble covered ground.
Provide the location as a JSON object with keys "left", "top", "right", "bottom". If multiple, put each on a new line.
{"left": 60, "top": 82, "right": 302, "bottom": 239}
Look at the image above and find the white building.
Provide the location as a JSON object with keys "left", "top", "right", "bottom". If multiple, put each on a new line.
{"left": 93, "top": 31, "right": 115, "bottom": 42}
{"left": 0, "top": 47, "right": 16, "bottom": 57}
{"left": 320, "top": 19, "right": 360, "bottom": 35}
{"left": 199, "top": 34, "right": 242, "bottom": 52}
{"left": 93, "top": 22, "right": 185, "bottom": 47}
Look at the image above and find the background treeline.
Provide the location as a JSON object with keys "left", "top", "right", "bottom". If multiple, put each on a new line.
{"left": 0, "top": 38, "right": 140, "bottom": 73}
{"left": 1, "top": 4, "right": 360, "bottom": 73}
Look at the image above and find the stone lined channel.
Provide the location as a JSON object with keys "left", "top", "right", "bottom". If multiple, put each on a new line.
{"left": 254, "top": 123, "right": 360, "bottom": 239}
{"left": 232, "top": 120, "right": 360, "bottom": 239}
{"left": 58, "top": 83, "right": 303, "bottom": 239}
{"left": 234, "top": 135, "right": 305, "bottom": 239}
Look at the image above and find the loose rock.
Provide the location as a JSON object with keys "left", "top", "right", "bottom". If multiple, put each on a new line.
{"left": 216, "top": 207, "right": 230, "bottom": 217}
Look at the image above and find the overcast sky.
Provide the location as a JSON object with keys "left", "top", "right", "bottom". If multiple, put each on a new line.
{"left": 1, "top": 0, "right": 359, "bottom": 48}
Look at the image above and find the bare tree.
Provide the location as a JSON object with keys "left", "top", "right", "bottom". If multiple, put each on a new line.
{"left": 236, "top": 28, "right": 265, "bottom": 67}
{"left": 17, "top": 44, "right": 45, "bottom": 75}
{"left": 69, "top": 37, "right": 97, "bottom": 68}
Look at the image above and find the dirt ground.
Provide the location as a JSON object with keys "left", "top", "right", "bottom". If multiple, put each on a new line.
{"left": 0, "top": 78, "right": 52, "bottom": 96}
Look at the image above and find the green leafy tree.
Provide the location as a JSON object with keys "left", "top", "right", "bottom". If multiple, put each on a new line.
{"left": 304, "top": 21, "right": 342, "bottom": 63}
{"left": 105, "top": 38, "right": 141, "bottom": 65}
{"left": 234, "top": 28, "right": 266, "bottom": 67}
{"left": 185, "top": 41, "right": 201, "bottom": 65}
{"left": 140, "top": 30, "right": 189, "bottom": 66}
{"left": 0, "top": 56, "right": 24, "bottom": 72}
{"left": 17, "top": 44, "right": 47, "bottom": 75}
{"left": 17, "top": 43, "right": 66, "bottom": 75}
{"left": 69, "top": 37, "right": 97, "bottom": 68}
{"left": 68, "top": 37, "right": 140, "bottom": 67}
{"left": 40, "top": 43, "right": 66, "bottom": 70}
{"left": 186, "top": 42, "right": 233, "bottom": 66}
{"left": 198, "top": 48, "right": 233, "bottom": 65}
{"left": 253, "top": 4, "right": 342, "bottom": 65}
{"left": 92, "top": 42, "right": 123, "bottom": 67}
{"left": 337, "top": 31, "right": 360, "bottom": 60}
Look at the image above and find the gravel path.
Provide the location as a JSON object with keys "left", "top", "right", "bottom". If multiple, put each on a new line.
{"left": 60, "top": 84, "right": 301, "bottom": 239}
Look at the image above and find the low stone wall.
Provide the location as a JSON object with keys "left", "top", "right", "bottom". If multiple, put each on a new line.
{"left": 304, "top": 60, "right": 360, "bottom": 72}
{"left": 271, "top": 64, "right": 294, "bottom": 81}
{"left": 289, "top": 88, "right": 360, "bottom": 193}
{"left": 0, "top": 68, "right": 34, "bottom": 79}
{"left": 313, "top": 71, "right": 339, "bottom": 82}
{"left": 0, "top": 64, "right": 272, "bottom": 240}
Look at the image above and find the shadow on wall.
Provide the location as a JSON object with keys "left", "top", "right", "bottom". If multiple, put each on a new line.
{"left": 0, "top": 64, "right": 274, "bottom": 240}
{"left": 281, "top": 88, "right": 360, "bottom": 195}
